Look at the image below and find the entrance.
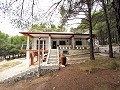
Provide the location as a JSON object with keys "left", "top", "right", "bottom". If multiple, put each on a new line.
{"left": 53, "top": 41, "right": 57, "bottom": 49}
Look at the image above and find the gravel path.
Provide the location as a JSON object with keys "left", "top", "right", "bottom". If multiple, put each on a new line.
{"left": 0, "top": 58, "right": 59, "bottom": 82}
{"left": 0, "top": 58, "right": 38, "bottom": 82}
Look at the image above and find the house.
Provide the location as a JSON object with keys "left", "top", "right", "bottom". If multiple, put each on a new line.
{"left": 20, "top": 32, "right": 96, "bottom": 67}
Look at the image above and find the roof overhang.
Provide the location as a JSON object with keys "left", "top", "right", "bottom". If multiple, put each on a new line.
{"left": 19, "top": 32, "right": 96, "bottom": 39}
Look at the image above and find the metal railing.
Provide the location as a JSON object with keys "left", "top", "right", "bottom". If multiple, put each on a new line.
{"left": 46, "top": 47, "right": 51, "bottom": 64}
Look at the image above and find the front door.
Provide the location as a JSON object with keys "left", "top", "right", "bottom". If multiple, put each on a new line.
{"left": 53, "top": 41, "right": 56, "bottom": 49}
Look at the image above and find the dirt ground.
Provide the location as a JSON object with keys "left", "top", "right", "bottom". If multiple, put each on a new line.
{"left": 0, "top": 60, "right": 120, "bottom": 90}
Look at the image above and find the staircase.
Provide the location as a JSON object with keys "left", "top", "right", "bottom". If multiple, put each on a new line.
{"left": 48, "top": 49, "right": 59, "bottom": 64}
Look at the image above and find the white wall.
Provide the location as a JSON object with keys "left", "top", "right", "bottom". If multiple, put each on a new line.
{"left": 32, "top": 37, "right": 49, "bottom": 50}
{"left": 32, "top": 37, "right": 89, "bottom": 50}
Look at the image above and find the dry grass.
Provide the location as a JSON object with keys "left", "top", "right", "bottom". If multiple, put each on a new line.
{"left": 65, "top": 53, "right": 90, "bottom": 58}
{"left": 70, "top": 53, "right": 120, "bottom": 73}
{"left": 0, "top": 60, "right": 21, "bottom": 72}
{"left": 94, "top": 84, "right": 110, "bottom": 90}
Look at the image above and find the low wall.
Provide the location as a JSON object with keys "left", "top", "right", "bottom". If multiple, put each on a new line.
{"left": 99, "top": 46, "right": 120, "bottom": 53}
{"left": 59, "top": 45, "right": 120, "bottom": 55}
{"left": 1, "top": 66, "right": 59, "bottom": 84}
{"left": 60, "top": 49, "right": 90, "bottom": 55}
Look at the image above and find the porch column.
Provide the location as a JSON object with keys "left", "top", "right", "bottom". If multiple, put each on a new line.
{"left": 42, "top": 40, "right": 44, "bottom": 60}
{"left": 48, "top": 35, "right": 51, "bottom": 49}
{"left": 26, "top": 36, "right": 30, "bottom": 68}
{"left": 72, "top": 35, "right": 75, "bottom": 49}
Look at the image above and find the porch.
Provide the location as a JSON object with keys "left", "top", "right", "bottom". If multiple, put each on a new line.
{"left": 19, "top": 32, "right": 96, "bottom": 67}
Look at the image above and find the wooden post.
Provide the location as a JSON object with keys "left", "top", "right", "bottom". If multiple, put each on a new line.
{"left": 26, "top": 36, "right": 30, "bottom": 68}
{"left": 38, "top": 37, "right": 41, "bottom": 77}
{"left": 49, "top": 35, "right": 51, "bottom": 49}
{"left": 42, "top": 40, "right": 44, "bottom": 60}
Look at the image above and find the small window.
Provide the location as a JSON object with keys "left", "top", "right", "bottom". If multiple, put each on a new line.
{"left": 76, "top": 41, "right": 82, "bottom": 45}
{"left": 59, "top": 41, "right": 66, "bottom": 45}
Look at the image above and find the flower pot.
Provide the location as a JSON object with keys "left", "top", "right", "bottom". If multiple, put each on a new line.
{"left": 60, "top": 55, "right": 66, "bottom": 65}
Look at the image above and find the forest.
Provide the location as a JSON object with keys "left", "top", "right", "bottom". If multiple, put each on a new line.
{"left": 0, "top": 31, "right": 26, "bottom": 60}
{"left": 58, "top": 0, "right": 120, "bottom": 59}
{"left": 70, "top": 1, "right": 119, "bottom": 45}
{"left": 0, "top": 24, "right": 65, "bottom": 60}
{"left": 0, "top": 0, "right": 120, "bottom": 60}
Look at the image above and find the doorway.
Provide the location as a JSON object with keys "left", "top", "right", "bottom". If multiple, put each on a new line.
{"left": 53, "top": 41, "right": 57, "bottom": 49}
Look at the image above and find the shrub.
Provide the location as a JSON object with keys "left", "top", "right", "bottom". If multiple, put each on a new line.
{"left": 80, "top": 66, "right": 99, "bottom": 73}
{"left": 110, "top": 61, "right": 120, "bottom": 70}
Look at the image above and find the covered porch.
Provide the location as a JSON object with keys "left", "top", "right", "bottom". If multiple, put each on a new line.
{"left": 20, "top": 32, "right": 95, "bottom": 67}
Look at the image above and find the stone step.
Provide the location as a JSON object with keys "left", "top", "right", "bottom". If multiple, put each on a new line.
{"left": 40, "top": 66, "right": 59, "bottom": 69}
{"left": 50, "top": 55, "right": 57, "bottom": 58}
{"left": 49, "top": 57, "right": 57, "bottom": 59}
{"left": 48, "top": 62, "right": 58, "bottom": 64}
{"left": 49, "top": 61, "right": 57, "bottom": 63}
{"left": 50, "top": 54, "right": 57, "bottom": 56}
{"left": 48, "top": 49, "right": 58, "bottom": 64}
{"left": 49, "top": 58, "right": 57, "bottom": 61}
{"left": 49, "top": 60, "right": 57, "bottom": 62}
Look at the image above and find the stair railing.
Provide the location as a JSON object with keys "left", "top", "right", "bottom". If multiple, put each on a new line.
{"left": 57, "top": 46, "right": 59, "bottom": 64}
{"left": 46, "top": 47, "right": 51, "bottom": 64}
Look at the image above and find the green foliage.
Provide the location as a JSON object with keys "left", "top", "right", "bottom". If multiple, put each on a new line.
{"left": 30, "top": 23, "right": 46, "bottom": 32}
{"left": 70, "top": 2, "right": 118, "bottom": 44}
{"left": 110, "top": 61, "right": 120, "bottom": 70}
{"left": 30, "top": 23, "right": 66, "bottom": 32}
{"left": 0, "top": 31, "right": 26, "bottom": 58}
{"left": 0, "top": 31, "right": 9, "bottom": 56}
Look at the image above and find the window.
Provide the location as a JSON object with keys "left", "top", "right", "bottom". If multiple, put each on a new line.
{"left": 59, "top": 41, "right": 66, "bottom": 45}
{"left": 76, "top": 41, "right": 82, "bottom": 45}
{"left": 37, "top": 40, "right": 45, "bottom": 49}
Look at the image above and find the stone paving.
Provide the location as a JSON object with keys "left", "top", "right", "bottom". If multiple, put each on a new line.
{"left": 0, "top": 58, "right": 28, "bottom": 82}
{"left": 0, "top": 58, "right": 59, "bottom": 83}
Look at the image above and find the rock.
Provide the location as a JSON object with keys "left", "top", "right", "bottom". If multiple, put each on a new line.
{"left": 61, "top": 65, "right": 65, "bottom": 67}
{"left": 53, "top": 87, "right": 55, "bottom": 89}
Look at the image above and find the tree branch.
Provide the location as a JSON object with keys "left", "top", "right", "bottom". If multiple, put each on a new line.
{"left": 21, "top": 0, "right": 24, "bottom": 17}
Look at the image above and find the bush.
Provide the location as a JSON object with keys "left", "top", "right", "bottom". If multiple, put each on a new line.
{"left": 80, "top": 66, "right": 99, "bottom": 73}
{"left": 110, "top": 61, "right": 120, "bottom": 70}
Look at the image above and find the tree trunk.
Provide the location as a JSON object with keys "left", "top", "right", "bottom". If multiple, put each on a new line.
{"left": 102, "top": 0, "right": 113, "bottom": 58}
{"left": 86, "top": 0, "right": 95, "bottom": 60}
{"left": 112, "top": 0, "right": 120, "bottom": 44}
{"left": 4, "top": 56, "right": 6, "bottom": 60}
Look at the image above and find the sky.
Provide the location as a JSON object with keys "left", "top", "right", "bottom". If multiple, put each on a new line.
{"left": 0, "top": 0, "right": 84, "bottom": 36}
{"left": 0, "top": 0, "right": 100, "bottom": 36}
{"left": 0, "top": 17, "right": 21, "bottom": 36}
{"left": 0, "top": 0, "right": 57, "bottom": 36}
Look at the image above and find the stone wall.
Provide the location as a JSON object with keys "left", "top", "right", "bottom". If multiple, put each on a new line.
{"left": 60, "top": 49, "right": 90, "bottom": 55}
{"left": 99, "top": 46, "right": 120, "bottom": 53}
{"left": 0, "top": 67, "right": 59, "bottom": 84}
